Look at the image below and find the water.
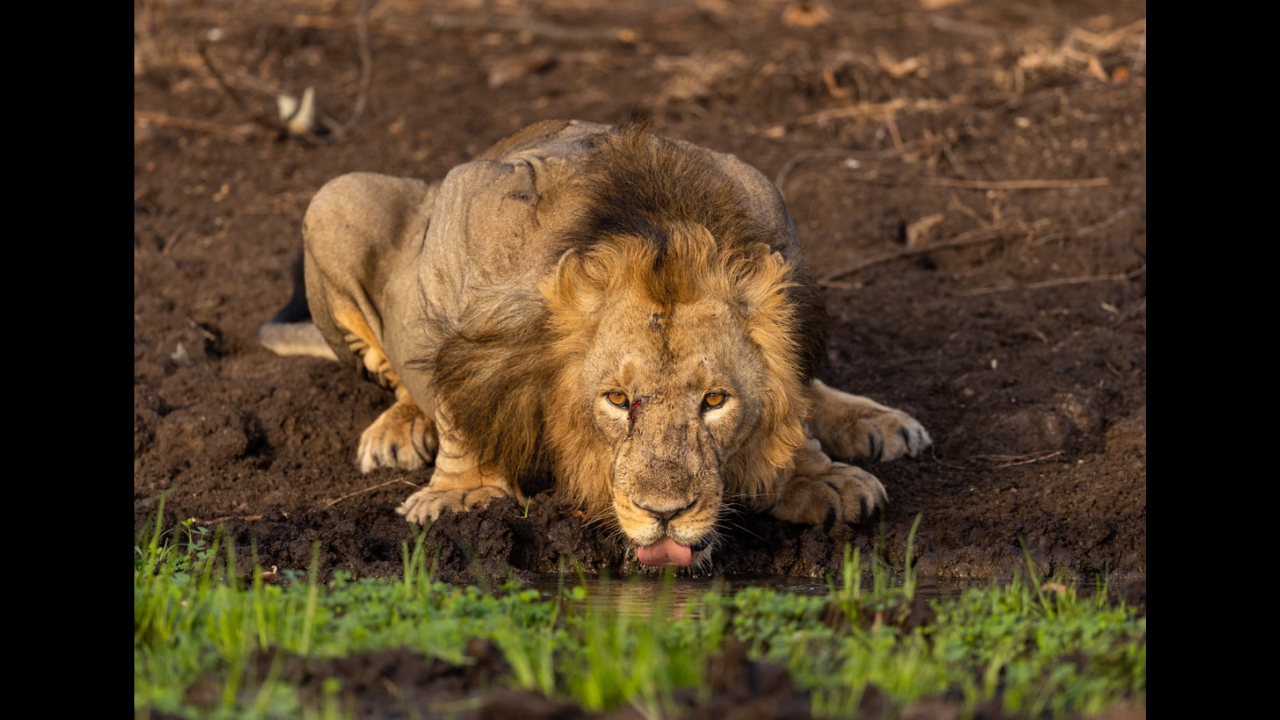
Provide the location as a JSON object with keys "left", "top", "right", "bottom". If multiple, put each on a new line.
{"left": 524, "top": 574, "right": 985, "bottom": 617}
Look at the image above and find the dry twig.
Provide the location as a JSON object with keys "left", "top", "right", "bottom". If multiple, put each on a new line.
{"left": 819, "top": 224, "right": 1015, "bottom": 286}
{"left": 773, "top": 147, "right": 910, "bottom": 193}
{"left": 797, "top": 97, "right": 962, "bottom": 125}
{"left": 924, "top": 177, "right": 1110, "bottom": 191}
{"left": 1031, "top": 205, "right": 1140, "bottom": 246}
{"left": 195, "top": 41, "right": 279, "bottom": 133}
{"left": 989, "top": 451, "right": 1062, "bottom": 468}
{"left": 185, "top": 316, "right": 218, "bottom": 342}
{"left": 322, "top": 478, "right": 420, "bottom": 510}
{"left": 134, "top": 110, "right": 258, "bottom": 141}
{"left": 191, "top": 514, "right": 264, "bottom": 524}
{"left": 429, "top": 13, "right": 634, "bottom": 42}
{"left": 959, "top": 264, "right": 1146, "bottom": 296}
{"left": 325, "top": 0, "right": 375, "bottom": 138}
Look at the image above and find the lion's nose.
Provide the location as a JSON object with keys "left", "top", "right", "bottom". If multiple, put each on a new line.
{"left": 635, "top": 499, "right": 696, "bottom": 524}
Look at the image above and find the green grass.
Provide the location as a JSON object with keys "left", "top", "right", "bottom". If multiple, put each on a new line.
{"left": 135, "top": 502, "right": 1145, "bottom": 719}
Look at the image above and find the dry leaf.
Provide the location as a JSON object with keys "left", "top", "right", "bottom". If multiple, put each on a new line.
{"left": 781, "top": 1, "right": 831, "bottom": 29}
{"left": 876, "top": 49, "right": 926, "bottom": 79}
{"left": 906, "top": 213, "right": 945, "bottom": 248}
{"left": 488, "top": 48, "right": 557, "bottom": 88}
{"left": 652, "top": 50, "right": 746, "bottom": 104}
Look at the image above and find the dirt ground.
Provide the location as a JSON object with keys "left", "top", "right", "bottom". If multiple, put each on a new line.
{"left": 134, "top": 0, "right": 1145, "bottom": 590}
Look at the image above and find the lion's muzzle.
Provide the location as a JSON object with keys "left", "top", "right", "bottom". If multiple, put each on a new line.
{"left": 636, "top": 535, "right": 711, "bottom": 567}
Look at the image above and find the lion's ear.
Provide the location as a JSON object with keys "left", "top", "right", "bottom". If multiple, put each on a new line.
{"left": 733, "top": 246, "right": 794, "bottom": 321}
{"left": 541, "top": 249, "right": 606, "bottom": 318}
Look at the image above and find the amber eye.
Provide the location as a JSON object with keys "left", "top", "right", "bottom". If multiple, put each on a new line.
{"left": 703, "top": 392, "right": 727, "bottom": 410}
{"left": 606, "top": 391, "right": 629, "bottom": 408}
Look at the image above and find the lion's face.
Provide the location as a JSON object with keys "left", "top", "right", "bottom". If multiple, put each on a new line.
{"left": 583, "top": 294, "right": 769, "bottom": 555}
{"left": 542, "top": 228, "right": 812, "bottom": 567}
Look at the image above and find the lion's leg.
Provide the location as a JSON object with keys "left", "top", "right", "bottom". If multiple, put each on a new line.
{"left": 807, "top": 379, "right": 931, "bottom": 463}
{"left": 769, "top": 436, "right": 887, "bottom": 525}
{"left": 397, "top": 405, "right": 524, "bottom": 524}
{"left": 358, "top": 385, "right": 438, "bottom": 472}
{"left": 297, "top": 172, "right": 440, "bottom": 473}
{"left": 323, "top": 305, "right": 439, "bottom": 473}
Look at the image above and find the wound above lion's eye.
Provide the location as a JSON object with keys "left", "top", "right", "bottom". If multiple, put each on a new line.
{"left": 606, "top": 391, "right": 629, "bottom": 408}
{"left": 702, "top": 392, "right": 727, "bottom": 410}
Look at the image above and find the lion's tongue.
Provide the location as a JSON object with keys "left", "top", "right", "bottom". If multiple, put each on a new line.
{"left": 637, "top": 537, "right": 692, "bottom": 567}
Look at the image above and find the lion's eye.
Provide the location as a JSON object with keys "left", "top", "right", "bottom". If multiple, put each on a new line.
{"left": 606, "top": 391, "right": 629, "bottom": 408}
{"left": 703, "top": 392, "right": 727, "bottom": 410}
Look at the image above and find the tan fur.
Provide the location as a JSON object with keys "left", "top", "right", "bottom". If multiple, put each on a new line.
{"left": 541, "top": 228, "right": 810, "bottom": 525}
{"left": 259, "top": 120, "right": 931, "bottom": 562}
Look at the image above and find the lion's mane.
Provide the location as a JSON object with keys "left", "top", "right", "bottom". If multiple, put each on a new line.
{"left": 423, "top": 123, "right": 828, "bottom": 513}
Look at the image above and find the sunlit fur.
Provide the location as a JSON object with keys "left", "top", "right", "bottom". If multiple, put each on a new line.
{"left": 423, "top": 122, "right": 825, "bottom": 556}
{"left": 540, "top": 226, "right": 811, "bottom": 548}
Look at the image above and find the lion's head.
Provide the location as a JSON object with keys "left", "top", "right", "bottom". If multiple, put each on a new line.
{"left": 426, "top": 123, "right": 826, "bottom": 567}
{"left": 541, "top": 225, "right": 813, "bottom": 567}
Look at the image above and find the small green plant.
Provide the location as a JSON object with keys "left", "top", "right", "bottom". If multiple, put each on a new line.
{"left": 902, "top": 512, "right": 922, "bottom": 601}
{"left": 135, "top": 514, "right": 1145, "bottom": 719}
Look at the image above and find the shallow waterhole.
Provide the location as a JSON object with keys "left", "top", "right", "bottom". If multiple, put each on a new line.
{"left": 521, "top": 575, "right": 985, "bottom": 618}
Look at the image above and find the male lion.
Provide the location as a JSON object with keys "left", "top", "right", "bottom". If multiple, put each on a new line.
{"left": 260, "top": 120, "right": 930, "bottom": 567}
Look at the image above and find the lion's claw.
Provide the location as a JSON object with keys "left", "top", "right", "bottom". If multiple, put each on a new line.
{"left": 358, "top": 402, "right": 437, "bottom": 473}
{"left": 831, "top": 409, "right": 931, "bottom": 463}
{"left": 771, "top": 463, "right": 887, "bottom": 525}
{"left": 397, "top": 484, "right": 510, "bottom": 524}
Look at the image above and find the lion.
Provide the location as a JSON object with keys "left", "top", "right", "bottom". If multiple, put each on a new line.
{"left": 259, "top": 119, "right": 930, "bottom": 568}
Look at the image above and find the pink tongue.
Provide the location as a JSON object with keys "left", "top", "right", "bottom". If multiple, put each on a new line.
{"left": 637, "top": 537, "right": 692, "bottom": 567}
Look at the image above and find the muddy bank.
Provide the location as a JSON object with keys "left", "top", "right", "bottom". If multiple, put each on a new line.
{"left": 135, "top": 0, "right": 1146, "bottom": 585}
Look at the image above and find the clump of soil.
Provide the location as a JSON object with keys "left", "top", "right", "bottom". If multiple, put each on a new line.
{"left": 135, "top": 0, "right": 1146, "bottom": 587}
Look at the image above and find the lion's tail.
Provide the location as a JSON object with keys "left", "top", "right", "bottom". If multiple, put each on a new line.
{"left": 258, "top": 250, "right": 338, "bottom": 361}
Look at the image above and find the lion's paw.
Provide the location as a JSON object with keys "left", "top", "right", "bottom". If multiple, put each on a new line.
{"left": 396, "top": 484, "right": 509, "bottom": 524}
{"left": 358, "top": 402, "right": 437, "bottom": 473}
{"left": 825, "top": 408, "right": 931, "bottom": 463}
{"left": 770, "top": 464, "right": 887, "bottom": 525}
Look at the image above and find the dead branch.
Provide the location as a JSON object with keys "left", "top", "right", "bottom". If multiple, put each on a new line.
{"left": 428, "top": 14, "right": 635, "bottom": 42}
{"left": 962, "top": 450, "right": 1063, "bottom": 469}
{"left": 928, "top": 447, "right": 969, "bottom": 471}
{"left": 924, "top": 177, "right": 1110, "bottom": 191}
{"left": 1031, "top": 205, "right": 1140, "bottom": 246}
{"left": 325, "top": 0, "right": 376, "bottom": 138}
{"left": 819, "top": 224, "right": 1016, "bottom": 286}
{"left": 195, "top": 41, "right": 278, "bottom": 133}
{"left": 134, "top": 110, "right": 259, "bottom": 141}
{"left": 773, "top": 146, "right": 910, "bottom": 193}
{"left": 322, "top": 478, "right": 420, "bottom": 510}
{"left": 191, "top": 514, "right": 264, "bottom": 525}
{"left": 959, "top": 264, "right": 1146, "bottom": 296}
{"left": 797, "top": 97, "right": 963, "bottom": 125}
{"left": 993, "top": 451, "right": 1063, "bottom": 468}
{"left": 185, "top": 316, "right": 218, "bottom": 341}
{"left": 883, "top": 114, "right": 905, "bottom": 152}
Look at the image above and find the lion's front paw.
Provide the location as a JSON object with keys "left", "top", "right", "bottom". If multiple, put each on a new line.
{"left": 770, "top": 464, "right": 887, "bottom": 525}
{"left": 825, "top": 408, "right": 931, "bottom": 463}
{"left": 358, "top": 402, "right": 437, "bottom": 473}
{"left": 396, "top": 484, "right": 509, "bottom": 524}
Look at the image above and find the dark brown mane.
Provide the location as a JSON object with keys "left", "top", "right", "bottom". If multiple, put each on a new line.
{"left": 421, "top": 122, "right": 827, "bottom": 486}
{"left": 565, "top": 121, "right": 828, "bottom": 381}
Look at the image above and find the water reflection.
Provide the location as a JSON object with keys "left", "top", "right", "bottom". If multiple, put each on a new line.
{"left": 524, "top": 574, "right": 983, "bottom": 618}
